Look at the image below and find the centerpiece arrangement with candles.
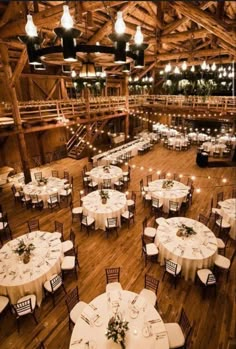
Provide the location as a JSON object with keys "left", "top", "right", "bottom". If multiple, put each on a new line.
{"left": 37, "top": 177, "right": 48, "bottom": 186}
{"left": 99, "top": 190, "right": 110, "bottom": 204}
{"left": 14, "top": 239, "right": 35, "bottom": 264}
{"left": 106, "top": 312, "right": 129, "bottom": 349}
{"left": 176, "top": 224, "right": 196, "bottom": 238}
{"left": 162, "top": 180, "right": 174, "bottom": 189}
{"left": 103, "top": 165, "right": 111, "bottom": 173}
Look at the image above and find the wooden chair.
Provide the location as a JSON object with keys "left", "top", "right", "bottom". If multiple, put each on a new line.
{"left": 105, "top": 217, "right": 118, "bottom": 238}
{"left": 21, "top": 193, "right": 32, "bottom": 209}
{"left": 51, "top": 170, "right": 59, "bottom": 178}
{"left": 121, "top": 206, "right": 135, "bottom": 228}
{"left": 102, "top": 179, "right": 112, "bottom": 189}
{"left": 62, "top": 228, "right": 75, "bottom": 254}
{"left": 196, "top": 269, "right": 217, "bottom": 298}
{"left": 0, "top": 295, "right": 9, "bottom": 315}
{"left": 47, "top": 193, "right": 60, "bottom": 211}
{"left": 142, "top": 217, "right": 156, "bottom": 239}
{"left": 214, "top": 249, "right": 236, "bottom": 281}
{"left": 213, "top": 212, "right": 231, "bottom": 236}
{"left": 159, "top": 172, "right": 166, "bottom": 179}
{"left": 12, "top": 295, "right": 38, "bottom": 332}
{"left": 28, "top": 219, "right": 40, "bottom": 232}
{"left": 63, "top": 171, "right": 70, "bottom": 183}
{"left": 105, "top": 267, "right": 122, "bottom": 292}
{"left": 65, "top": 286, "right": 87, "bottom": 330}
{"left": 53, "top": 220, "right": 63, "bottom": 240}
{"left": 169, "top": 201, "right": 180, "bottom": 216}
{"left": 61, "top": 245, "right": 79, "bottom": 280}
{"left": 30, "top": 194, "right": 44, "bottom": 210}
{"left": 151, "top": 198, "right": 163, "bottom": 217}
{"left": 11, "top": 184, "right": 21, "bottom": 203}
{"left": 216, "top": 191, "right": 224, "bottom": 204}
{"left": 146, "top": 174, "right": 152, "bottom": 186}
{"left": 141, "top": 235, "right": 158, "bottom": 266}
{"left": 232, "top": 188, "right": 236, "bottom": 198}
{"left": 70, "top": 202, "right": 83, "bottom": 223}
{"left": 80, "top": 214, "right": 95, "bottom": 235}
{"left": 34, "top": 172, "right": 42, "bottom": 181}
{"left": 198, "top": 213, "right": 209, "bottom": 227}
{"left": 127, "top": 191, "right": 136, "bottom": 212}
{"left": 43, "top": 273, "right": 66, "bottom": 306}
{"left": 139, "top": 274, "right": 159, "bottom": 308}
{"left": 162, "top": 259, "right": 182, "bottom": 289}
{"left": 0, "top": 213, "right": 12, "bottom": 244}
{"left": 165, "top": 308, "right": 192, "bottom": 349}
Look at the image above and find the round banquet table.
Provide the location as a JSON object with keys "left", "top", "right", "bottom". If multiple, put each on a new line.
{"left": 69, "top": 290, "right": 169, "bottom": 349}
{"left": 88, "top": 166, "right": 123, "bottom": 186}
{"left": 201, "top": 142, "right": 226, "bottom": 156}
{"left": 0, "top": 231, "right": 62, "bottom": 306}
{"left": 82, "top": 190, "right": 127, "bottom": 230}
{"left": 168, "top": 137, "right": 188, "bottom": 149}
{"left": 218, "top": 199, "right": 236, "bottom": 240}
{"left": 23, "top": 176, "right": 67, "bottom": 207}
{"left": 148, "top": 179, "right": 190, "bottom": 213}
{"left": 155, "top": 217, "right": 218, "bottom": 281}
{"left": 188, "top": 132, "right": 209, "bottom": 142}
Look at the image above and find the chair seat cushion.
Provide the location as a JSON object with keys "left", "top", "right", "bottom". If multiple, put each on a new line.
{"left": 197, "top": 269, "right": 216, "bottom": 284}
{"left": 165, "top": 322, "right": 185, "bottom": 348}
{"left": 216, "top": 219, "right": 230, "bottom": 229}
{"left": 88, "top": 181, "right": 98, "bottom": 188}
{"left": 0, "top": 222, "right": 8, "bottom": 230}
{"left": 44, "top": 274, "right": 61, "bottom": 292}
{"left": 144, "top": 227, "right": 156, "bottom": 238}
{"left": 127, "top": 199, "right": 134, "bottom": 206}
{"left": 216, "top": 238, "right": 225, "bottom": 249}
{"left": 72, "top": 207, "right": 83, "bottom": 214}
{"left": 82, "top": 216, "right": 95, "bottom": 226}
{"left": 144, "top": 194, "right": 152, "bottom": 201}
{"left": 47, "top": 198, "right": 58, "bottom": 204}
{"left": 139, "top": 288, "right": 156, "bottom": 307}
{"left": 70, "top": 301, "right": 87, "bottom": 324}
{"left": 106, "top": 282, "right": 123, "bottom": 292}
{"left": 121, "top": 211, "right": 134, "bottom": 219}
{"left": 61, "top": 256, "right": 75, "bottom": 270}
{"left": 17, "top": 294, "right": 36, "bottom": 315}
{"left": 62, "top": 240, "right": 73, "bottom": 253}
{"left": 146, "top": 243, "right": 158, "bottom": 256}
{"left": 52, "top": 232, "right": 62, "bottom": 239}
{"left": 214, "top": 254, "right": 230, "bottom": 269}
{"left": 0, "top": 296, "right": 9, "bottom": 313}
{"left": 60, "top": 189, "right": 72, "bottom": 196}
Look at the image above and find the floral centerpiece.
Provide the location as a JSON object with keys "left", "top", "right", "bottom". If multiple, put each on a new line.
{"left": 176, "top": 224, "right": 196, "bottom": 238}
{"left": 162, "top": 180, "right": 174, "bottom": 189}
{"left": 99, "top": 190, "right": 110, "bottom": 204}
{"left": 14, "top": 239, "right": 35, "bottom": 264}
{"left": 37, "top": 177, "right": 47, "bottom": 186}
{"left": 103, "top": 165, "right": 111, "bottom": 173}
{"left": 106, "top": 312, "right": 129, "bottom": 349}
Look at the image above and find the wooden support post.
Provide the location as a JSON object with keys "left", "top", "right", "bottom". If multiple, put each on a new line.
{"left": 123, "top": 75, "right": 129, "bottom": 141}
{"left": 38, "top": 132, "right": 46, "bottom": 165}
{"left": 60, "top": 78, "right": 68, "bottom": 99}
{"left": 84, "top": 86, "right": 91, "bottom": 143}
{"left": 28, "top": 77, "right": 34, "bottom": 100}
{"left": 0, "top": 44, "right": 31, "bottom": 183}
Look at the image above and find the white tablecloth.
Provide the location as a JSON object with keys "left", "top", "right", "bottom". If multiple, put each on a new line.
{"left": 218, "top": 199, "right": 236, "bottom": 240}
{"left": 201, "top": 142, "right": 226, "bottom": 156}
{"left": 89, "top": 166, "right": 123, "bottom": 186}
{"left": 69, "top": 290, "right": 169, "bottom": 349}
{"left": 188, "top": 133, "right": 210, "bottom": 142}
{"left": 168, "top": 137, "right": 188, "bottom": 149}
{"left": 0, "top": 166, "right": 14, "bottom": 185}
{"left": 219, "top": 136, "right": 236, "bottom": 148}
{"left": 82, "top": 190, "right": 127, "bottom": 230}
{"left": 0, "top": 231, "right": 62, "bottom": 306}
{"left": 148, "top": 180, "right": 190, "bottom": 213}
{"left": 23, "top": 177, "right": 67, "bottom": 206}
{"left": 155, "top": 217, "right": 217, "bottom": 281}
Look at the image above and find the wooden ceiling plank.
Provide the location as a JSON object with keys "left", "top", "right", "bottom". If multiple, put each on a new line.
{"left": 163, "top": 1, "right": 215, "bottom": 35}
{"left": 10, "top": 47, "right": 27, "bottom": 88}
{"left": 170, "top": 1, "right": 235, "bottom": 48}
{"left": 161, "top": 28, "right": 208, "bottom": 44}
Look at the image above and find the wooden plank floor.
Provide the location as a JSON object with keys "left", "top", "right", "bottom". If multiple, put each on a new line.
{"left": 0, "top": 143, "right": 235, "bottom": 349}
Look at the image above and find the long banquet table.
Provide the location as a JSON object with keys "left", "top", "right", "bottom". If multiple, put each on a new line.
{"left": 218, "top": 198, "right": 236, "bottom": 240}
{"left": 148, "top": 179, "right": 190, "bottom": 213}
{"left": 155, "top": 217, "right": 218, "bottom": 281}
{"left": 69, "top": 290, "right": 169, "bottom": 349}
{"left": 82, "top": 190, "right": 127, "bottom": 230}
{"left": 0, "top": 231, "right": 62, "bottom": 306}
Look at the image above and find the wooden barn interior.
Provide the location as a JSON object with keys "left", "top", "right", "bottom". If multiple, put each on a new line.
{"left": 0, "top": 1, "right": 235, "bottom": 349}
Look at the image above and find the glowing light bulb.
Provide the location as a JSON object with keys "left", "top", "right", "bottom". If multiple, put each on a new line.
{"left": 71, "top": 70, "right": 76, "bottom": 78}
{"left": 174, "top": 66, "right": 180, "bottom": 74}
{"left": 211, "top": 62, "right": 216, "bottom": 71}
{"left": 181, "top": 61, "right": 187, "bottom": 71}
{"left": 201, "top": 60, "right": 207, "bottom": 70}
{"left": 115, "top": 11, "right": 126, "bottom": 34}
{"left": 190, "top": 65, "right": 195, "bottom": 72}
{"left": 61, "top": 5, "right": 73, "bottom": 29}
{"left": 25, "top": 14, "right": 38, "bottom": 37}
{"left": 134, "top": 26, "right": 143, "bottom": 45}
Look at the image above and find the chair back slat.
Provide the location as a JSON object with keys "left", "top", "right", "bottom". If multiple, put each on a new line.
{"left": 28, "top": 219, "right": 39, "bottom": 232}
{"left": 50, "top": 274, "right": 62, "bottom": 291}
{"left": 14, "top": 299, "right": 32, "bottom": 316}
{"left": 107, "top": 217, "right": 117, "bottom": 228}
{"left": 179, "top": 308, "right": 192, "bottom": 340}
{"left": 65, "top": 286, "right": 79, "bottom": 312}
{"left": 165, "top": 259, "right": 177, "bottom": 275}
{"left": 105, "top": 267, "right": 120, "bottom": 284}
{"left": 206, "top": 273, "right": 216, "bottom": 285}
{"left": 144, "top": 274, "right": 159, "bottom": 294}
{"left": 198, "top": 214, "right": 209, "bottom": 226}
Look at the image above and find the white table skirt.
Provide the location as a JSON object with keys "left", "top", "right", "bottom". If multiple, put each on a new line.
{"left": 0, "top": 231, "right": 63, "bottom": 306}
{"left": 155, "top": 217, "right": 218, "bottom": 281}
{"left": 148, "top": 179, "right": 189, "bottom": 213}
{"left": 69, "top": 290, "right": 169, "bottom": 349}
{"left": 201, "top": 142, "right": 226, "bottom": 156}
{"left": 188, "top": 133, "right": 210, "bottom": 142}
{"left": 82, "top": 190, "right": 127, "bottom": 230}
{"left": 168, "top": 137, "right": 188, "bottom": 149}
{"left": 218, "top": 199, "right": 236, "bottom": 240}
{"left": 23, "top": 177, "right": 67, "bottom": 206}
{"left": 89, "top": 166, "right": 123, "bottom": 186}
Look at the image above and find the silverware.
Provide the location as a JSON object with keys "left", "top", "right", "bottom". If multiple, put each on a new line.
{"left": 81, "top": 314, "right": 90, "bottom": 325}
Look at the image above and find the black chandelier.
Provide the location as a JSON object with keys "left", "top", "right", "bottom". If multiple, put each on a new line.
{"left": 20, "top": 6, "right": 148, "bottom": 69}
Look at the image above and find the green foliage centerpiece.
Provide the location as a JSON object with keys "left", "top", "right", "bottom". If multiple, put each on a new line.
{"left": 177, "top": 224, "right": 196, "bottom": 238}
{"left": 162, "top": 180, "right": 174, "bottom": 189}
{"left": 106, "top": 312, "right": 129, "bottom": 349}
{"left": 99, "top": 190, "right": 109, "bottom": 204}
{"left": 14, "top": 239, "right": 35, "bottom": 264}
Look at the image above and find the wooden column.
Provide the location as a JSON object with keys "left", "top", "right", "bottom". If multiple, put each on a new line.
{"left": 28, "top": 77, "right": 34, "bottom": 100}
{"left": 84, "top": 86, "right": 91, "bottom": 143}
{"left": 60, "top": 78, "right": 68, "bottom": 99}
{"left": 123, "top": 75, "right": 129, "bottom": 141}
{"left": 0, "top": 44, "right": 31, "bottom": 183}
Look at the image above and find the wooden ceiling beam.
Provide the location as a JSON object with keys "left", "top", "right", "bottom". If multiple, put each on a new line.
{"left": 145, "top": 2, "right": 162, "bottom": 30}
{"left": 160, "top": 28, "right": 208, "bottom": 44}
{"left": 169, "top": 1, "right": 235, "bottom": 48}
{"left": 10, "top": 47, "right": 27, "bottom": 88}
{"left": 137, "top": 61, "right": 156, "bottom": 79}
{"left": 162, "top": 1, "right": 214, "bottom": 35}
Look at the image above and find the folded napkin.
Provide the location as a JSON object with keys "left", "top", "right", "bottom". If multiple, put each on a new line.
{"left": 109, "top": 290, "right": 121, "bottom": 303}
{"left": 82, "top": 306, "right": 97, "bottom": 322}
{"left": 135, "top": 295, "right": 146, "bottom": 309}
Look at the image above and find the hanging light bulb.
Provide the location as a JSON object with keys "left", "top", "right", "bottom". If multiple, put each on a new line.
{"left": 134, "top": 26, "right": 143, "bottom": 45}
{"left": 71, "top": 70, "right": 76, "bottom": 78}
{"left": 190, "top": 65, "right": 195, "bottom": 72}
{"left": 61, "top": 5, "right": 73, "bottom": 29}
{"left": 223, "top": 70, "right": 227, "bottom": 77}
{"left": 126, "top": 42, "right": 130, "bottom": 51}
{"left": 115, "top": 11, "right": 126, "bottom": 34}
{"left": 211, "top": 62, "right": 216, "bottom": 71}
{"left": 25, "top": 14, "right": 38, "bottom": 37}
{"left": 201, "top": 60, "right": 207, "bottom": 70}
{"left": 219, "top": 73, "right": 222, "bottom": 78}
{"left": 181, "top": 61, "right": 187, "bottom": 71}
{"left": 165, "top": 62, "right": 172, "bottom": 73}
{"left": 174, "top": 66, "right": 180, "bottom": 74}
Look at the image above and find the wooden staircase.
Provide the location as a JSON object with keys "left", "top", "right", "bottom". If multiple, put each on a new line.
{"left": 67, "top": 119, "right": 109, "bottom": 159}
